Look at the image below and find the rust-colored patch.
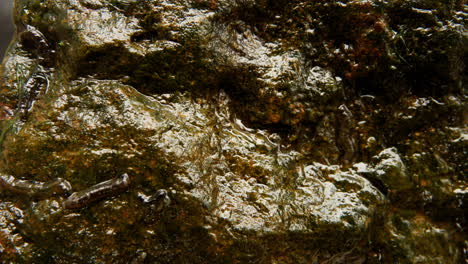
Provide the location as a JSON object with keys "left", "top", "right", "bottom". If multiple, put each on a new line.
{"left": 0, "top": 104, "right": 14, "bottom": 121}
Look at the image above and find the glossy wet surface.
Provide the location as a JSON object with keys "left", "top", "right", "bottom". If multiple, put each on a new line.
{"left": 0, "top": 0, "right": 466, "bottom": 262}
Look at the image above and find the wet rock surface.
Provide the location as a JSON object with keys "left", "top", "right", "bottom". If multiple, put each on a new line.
{"left": 0, "top": 0, "right": 466, "bottom": 263}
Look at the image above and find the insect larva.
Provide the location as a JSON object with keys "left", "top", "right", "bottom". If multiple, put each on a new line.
{"left": 63, "top": 173, "right": 130, "bottom": 209}
{"left": 16, "top": 72, "right": 49, "bottom": 121}
{"left": 139, "top": 189, "right": 171, "bottom": 212}
{"left": 0, "top": 174, "right": 72, "bottom": 198}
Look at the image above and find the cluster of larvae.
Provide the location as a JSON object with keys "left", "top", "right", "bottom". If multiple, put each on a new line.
{"left": 0, "top": 173, "right": 169, "bottom": 210}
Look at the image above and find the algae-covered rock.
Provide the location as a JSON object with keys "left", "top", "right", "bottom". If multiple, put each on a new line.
{"left": 379, "top": 211, "right": 463, "bottom": 264}
{"left": 0, "top": 0, "right": 466, "bottom": 263}
{"left": 357, "top": 147, "right": 413, "bottom": 193}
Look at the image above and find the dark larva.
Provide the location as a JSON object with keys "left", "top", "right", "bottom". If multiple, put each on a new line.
{"left": 63, "top": 173, "right": 130, "bottom": 209}
{"left": 14, "top": 25, "right": 53, "bottom": 123}
{"left": 139, "top": 189, "right": 171, "bottom": 213}
{"left": 16, "top": 72, "right": 49, "bottom": 121}
{"left": 18, "top": 25, "right": 51, "bottom": 60}
{"left": 146, "top": 189, "right": 171, "bottom": 209}
{"left": 0, "top": 174, "right": 72, "bottom": 198}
